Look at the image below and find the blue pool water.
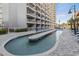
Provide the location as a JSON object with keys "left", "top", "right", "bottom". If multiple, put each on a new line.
{"left": 4, "top": 30, "right": 62, "bottom": 55}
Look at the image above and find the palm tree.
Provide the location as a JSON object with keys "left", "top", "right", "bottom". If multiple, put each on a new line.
{"left": 75, "top": 16, "right": 79, "bottom": 32}
{"left": 67, "top": 18, "right": 73, "bottom": 30}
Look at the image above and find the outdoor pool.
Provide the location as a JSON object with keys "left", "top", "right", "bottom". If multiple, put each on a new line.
{"left": 4, "top": 30, "right": 63, "bottom": 55}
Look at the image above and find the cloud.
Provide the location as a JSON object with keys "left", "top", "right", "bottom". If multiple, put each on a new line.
{"left": 56, "top": 14, "right": 66, "bottom": 18}
{"left": 56, "top": 14, "right": 71, "bottom": 24}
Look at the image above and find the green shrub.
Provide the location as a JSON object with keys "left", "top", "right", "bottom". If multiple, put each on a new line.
{"left": 0, "top": 29, "right": 8, "bottom": 35}
{"left": 15, "top": 28, "right": 27, "bottom": 32}
{"left": 9, "top": 29, "right": 14, "bottom": 32}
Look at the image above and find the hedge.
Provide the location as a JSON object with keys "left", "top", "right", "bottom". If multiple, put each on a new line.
{"left": 0, "top": 29, "right": 8, "bottom": 35}
{"left": 0, "top": 28, "right": 27, "bottom": 35}
{"left": 14, "top": 28, "right": 27, "bottom": 32}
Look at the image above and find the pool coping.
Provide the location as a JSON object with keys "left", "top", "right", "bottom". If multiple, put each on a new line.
{"left": 0, "top": 29, "right": 62, "bottom": 56}
{"left": 0, "top": 31, "right": 37, "bottom": 56}
{"left": 32, "top": 30, "right": 63, "bottom": 56}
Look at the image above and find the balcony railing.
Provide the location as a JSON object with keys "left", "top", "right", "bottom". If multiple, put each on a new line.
{"left": 27, "top": 12, "right": 36, "bottom": 18}
{"left": 27, "top": 27, "right": 35, "bottom": 31}
{"left": 27, "top": 19, "right": 36, "bottom": 24}
{"left": 41, "top": 21, "right": 45, "bottom": 24}
{"left": 0, "top": 5, "right": 2, "bottom": 8}
{"left": 27, "top": 7, "right": 35, "bottom": 14}
{"left": 0, "top": 14, "right": 2, "bottom": 19}
{"left": 36, "top": 20, "right": 41, "bottom": 24}
{"left": 36, "top": 15, "right": 41, "bottom": 19}
{"left": 27, "top": 3, "right": 35, "bottom": 10}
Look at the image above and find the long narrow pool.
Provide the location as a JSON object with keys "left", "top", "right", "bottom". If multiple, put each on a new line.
{"left": 4, "top": 30, "right": 63, "bottom": 55}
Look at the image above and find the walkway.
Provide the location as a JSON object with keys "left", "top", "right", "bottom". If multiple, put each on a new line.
{"left": 48, "top": 29, "right": 79, "bottom": 56}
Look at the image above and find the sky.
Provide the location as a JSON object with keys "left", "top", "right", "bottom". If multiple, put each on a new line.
{"left": 56, "top": 3, "right": 79, "bottom": 24}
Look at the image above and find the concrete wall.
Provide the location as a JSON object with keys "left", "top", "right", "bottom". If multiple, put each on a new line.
{"left": 17, "top": 3, "right": 27, "bottom": 29}
{"left": 2, "top": 4, "right": 10, "bottom": 28}
{"left": 2, "top": 3, "right": 27, "bottom": 29}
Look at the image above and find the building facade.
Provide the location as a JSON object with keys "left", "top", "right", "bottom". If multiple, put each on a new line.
{"left": 0, "top": 3, "right": 56, "bottom": 32}
{"left": 0, "top": 4, "right": 3, "bottom": 29}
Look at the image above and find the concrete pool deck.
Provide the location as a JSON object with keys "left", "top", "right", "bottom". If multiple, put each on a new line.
{"left": 0, "top": 30, "right": 56, "bottom": 56}
{"left": 1, "top": 29, "right": 79, "bottom": 56}
{"left": 0, "top": 30, "right": 37, "bottom": 56}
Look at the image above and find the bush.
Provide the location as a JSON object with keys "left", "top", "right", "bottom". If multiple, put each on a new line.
{"left": 0, "top": 29, "right": 8, "bottom": 35}
{"left": 15, "top": 28, "right": 27, "bottom": 32}
{"left": 9, "top": 29, "right": 14, "bottom": 32}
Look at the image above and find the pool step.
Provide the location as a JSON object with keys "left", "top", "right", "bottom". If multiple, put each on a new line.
{"left": 28, "top": 30, "right": 56, "bottom": 42}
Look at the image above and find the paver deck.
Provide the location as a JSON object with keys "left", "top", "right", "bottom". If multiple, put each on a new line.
{"left": 48, "top": 29, "right": 79, "bottom": 56}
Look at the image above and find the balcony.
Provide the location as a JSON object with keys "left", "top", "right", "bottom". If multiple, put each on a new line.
{"left": 36, "top": 27, "right": 41, "bottom": 31}
{"left": 27, "top": 19, "right": 36, "bottom": 24}
{"left": 36, "top": 3, "right": 41, "bottom": 9}
{"left": 36, "top": 20, "right": 41, "bottom": 24}
{"left": 27, "top": 8, "right": 36, "bottom": 18}
{"left": 27, "top": 3, "right": 35, "bottom": 10}
{"left": 46, "top": 18, "right": 50, "bottom": 22}
{"left": 41, "top": 15, "right": 45, "bottom": 20}
{"left": 41, "top": 11, "right": 45, "bottom": 16}
{"left": 36, "top": 24, "right": 41, "bottom": 30}
{"left": 41, "top": 25, "right": 45, "bottom": 30}
{"left": 27, "top": 23, "right": 36, "bottom": 31}
{"left": 27, "top": 13, "right": 36, "bottom": 18}
{"left": 27, "top": 27, "right": 35, "bottom": 31}
{"left": 0, "top": 4, "right": 2, "bottom": 8}
{"left": 36, "top": 15, "right": 41, "bottom": 19}
{"left": 45, "top": 22, "right": 50, "bottom": 25}
{"left": 0, "top": 10, "right": 2, "bottom": 14}
{"left": 45, "top": 25, "right": 49, "bottom": 29}
{"left": 0, "top": 14, "right": 2, "bottom": 19}
{"left": 41, "top": 20, "right": 45, "bottom": 24}
{"left": 36, "top": 12, "right": 41, "bottom": 19}
{"left": 36, "top": 6, "right": 41, "bottom": 13}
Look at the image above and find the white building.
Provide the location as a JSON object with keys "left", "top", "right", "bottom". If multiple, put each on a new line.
{"left": 0, "top": 3, "right": 27, "bottom": 29}
{"left": 0, "top": 3, "right": 56, "bottom": 31}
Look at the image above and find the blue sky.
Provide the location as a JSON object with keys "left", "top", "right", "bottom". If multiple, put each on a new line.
{"left": 56, "top": 3, "right": 79, "bottom": 24}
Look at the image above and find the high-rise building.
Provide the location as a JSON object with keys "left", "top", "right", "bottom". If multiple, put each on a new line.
{"left": 0, "top": 4, "right": 3, "bottom": 28}
{"left": 0, "top": 3, "right": 56, "bottom": 32}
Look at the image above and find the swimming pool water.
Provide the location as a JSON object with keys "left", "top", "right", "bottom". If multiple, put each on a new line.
{"left": 4, "top": 30, "right": 62, "bottom": 55}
